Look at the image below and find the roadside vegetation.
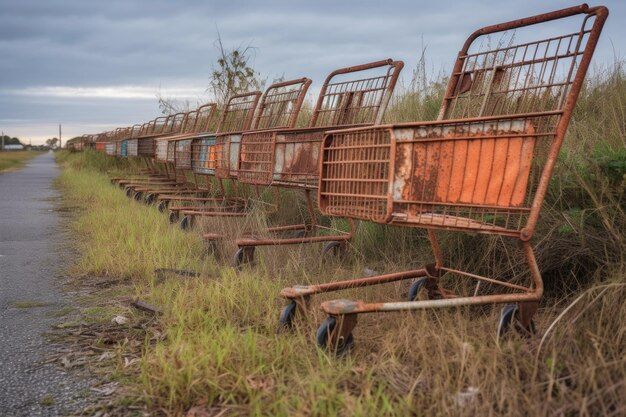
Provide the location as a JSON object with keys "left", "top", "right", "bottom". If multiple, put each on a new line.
{"left": 55, "top": 58, "right": 625, "bottom": 416}
{"left": 0, "top": 150, "right": 46, "bottom": 173}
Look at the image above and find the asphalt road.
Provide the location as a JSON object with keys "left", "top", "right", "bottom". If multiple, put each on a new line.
{"left": 0, "top": 153, "right": 92, "bottom": 416}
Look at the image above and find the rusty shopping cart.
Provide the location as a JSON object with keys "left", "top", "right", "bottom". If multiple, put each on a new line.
{"left": 124, "top": 111, "right": 193, "bottom": 200}
{"left": 231, "top": 59, "right": 404, "bottom": 267}
{"left": 278, "top": 4, "right": 608, "bottom": 353}
{"left": 112, "top": 116, "right": 177, "bottom": 190}
{"left": 136, "top": 103, "right": 219, "bottom": 204}
{"left": 173, "top": 78, "right": 312, "bottom": 229}
{"left": 156, "top": 91, "right": 262, "bottom": 220}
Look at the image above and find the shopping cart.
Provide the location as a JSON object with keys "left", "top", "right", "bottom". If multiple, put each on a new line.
{"left": 155, "top": 91, "right": 262, "bottom": 219}
{"left": 231, "top": 59, "right": 404, "bottom": 267}
{"left": 172, "top": 78, "right": 312, "bottom": 228}
{"left": 279, "top": 4, "right": 608, "bottom": 353}
{"left": 112, "top": 116, "right": 175, "bottom": 189}
{"left": 124, "top": 111, "right": 193, "bottom": 200}
{"left": 134, "top": 103, "right": 219, "bottom": 204}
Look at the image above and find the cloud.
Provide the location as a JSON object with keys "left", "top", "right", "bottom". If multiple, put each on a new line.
{"left": 0, "top": 0, "right": 623, "bottom": 144}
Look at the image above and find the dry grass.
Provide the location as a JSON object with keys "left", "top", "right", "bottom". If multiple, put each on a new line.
{"left": 0, "top": 150, "right": 46, "bottom": 172}
{"left": 55, "top": 61, "right": 626, "bottom": 416}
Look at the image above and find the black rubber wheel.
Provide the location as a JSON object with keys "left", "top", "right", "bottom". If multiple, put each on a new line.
{"left": 316, "top": 316, "right": 354, "bottom": 355}
{"left": 144, "top": 193, "right": 156, "bottom": 205}
{"left": 133, "top": 191, "right": 143, "bottom": 201}
{"left": 408, "top": 278, "right": 429, "bottom": 301}
{"left": 168, "top": 210, "right": 179, "bottom": 224}
{"left": 321, "top": 241, "right": 345, "bottom": 259}
{"left": 179, "top": 215, "right": 191, "bottom": 230}
{"left": 157, "top": 200, "right": 169, "bottom": 213}
{"left": 125, "top": 187, "right": 133, "bottom": 197}
{"left": 497, "top": 304, "right": 536, "bottom": 339}
{"left": 233, "top": 247, "right": 255, "bottom": 269}
{"left": 278, "top": 300, "right": 298, "bottom": 331}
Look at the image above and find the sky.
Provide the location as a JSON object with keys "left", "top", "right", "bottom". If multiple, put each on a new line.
{"left": 0, "top": 0, "right": 623, "bottom": 145}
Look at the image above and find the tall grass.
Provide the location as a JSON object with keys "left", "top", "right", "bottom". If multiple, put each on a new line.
{"left": 56, "top": 60, "right": 626, "bottom": 416}
{"left": 0, "top": 150, "right": 46, "bottom": 172}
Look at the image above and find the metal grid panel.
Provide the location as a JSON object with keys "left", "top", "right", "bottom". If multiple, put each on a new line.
{"left": 271, "top": 131, "right": 324, "bottom": 187}
{"left": 166, "top": 140, "right": 176, "bottom": 163}
{"left": 238, "top": 61, "right": 403, "bottom": 187}
{"left": 442, "top": 15, "right": 596, "bottom": 120}
{"left": 155, "top": 138, "right": 169, "bottom": 162}
{"left": 319, "top": 128, "right": 392, "bottom": 222}
{"left": 311, "top": 60, "right": 403, "bottom": 128}
{"left": 191, "top": 136, "right": 217, "bottom": 175}
{"left": 174, "top": 139, "right": 193, "bottom": 169}
{"left": 237, "top": 131, "right": 275, "bottom": 184}
{"left": 215, "top": 92, "right": 261, "bottom": 134}
{"left": 319, "top": 6, "right": 606, "bottom": 238}
{"left": 137, "top": 138, "right": 155, "bottom": 157}
{"left": 253, "top": 78, "right": 311, "bottom": 130}
{"left": 105, "top": 142, "right": 115, "bottom": 156}
{"left": 127, "top": 139, "right": 138, "bottom": 156}
{"left": 214, "top": 134, "right": 241, "bottom": 179}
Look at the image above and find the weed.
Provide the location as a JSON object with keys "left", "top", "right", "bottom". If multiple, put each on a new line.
{"left": 13, "top": 300, "right": 51, "bottom": 309}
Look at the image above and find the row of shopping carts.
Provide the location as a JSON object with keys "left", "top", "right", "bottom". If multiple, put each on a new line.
{"left": 69, "top": 4, "right": 608, "bottom": 353}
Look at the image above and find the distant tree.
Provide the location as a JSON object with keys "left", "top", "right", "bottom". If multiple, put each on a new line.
{"left": 45, "top": 138, "right": 59, "bottom": 148}
{"left": 155, "top": 35, "right": 262, "bottom": 114}
{"left": 209, "top": 34, "right": 261, "bottom": 105}
{"left": 1, "top": 135, "right": 22, "bottom": 145}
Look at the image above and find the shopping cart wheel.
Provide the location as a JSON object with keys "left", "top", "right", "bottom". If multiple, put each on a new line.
{"left": 408, "top": 278, "right": 429, "bottom": 301}
{"left": 497, "top": 304, "right": 535, "bottom": 339}
{"left": 145, "top": 193, "right": 156, "bottom": 204}
{"left": 125, "top": 187, "right": 134, "bottom": 197}
{"left": 316, "top": 316, "right": 354, "bottom": 356}
{"left": 168, "top": 210, "right": 179, "bottom": 224}
{"left": 179, "top": 215, "right": 192, "bottom": 230}
{"left": 321, "top": 241, "right": 345, "bottom": 259}
{"left": 157, "top": 200, "right": 169, "bottom": 213}
{"left": 278, "top": 300, "right": 298, "bottom": 331}
{"left": 133, "top": 191, "right": 143, "bottom": 201}
{"left": 233, "top": 247, "right": 255, "bottom": 269}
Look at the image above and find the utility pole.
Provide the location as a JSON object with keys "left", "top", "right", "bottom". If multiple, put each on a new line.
{"left": 1, "top": 131, "right": 4, "bottom": 151}
{"left": 59, "top": 124, "right": 62, "bottom": 149}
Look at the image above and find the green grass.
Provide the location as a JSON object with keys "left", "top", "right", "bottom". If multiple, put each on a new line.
{"left": 54, "top": 61, "right": 626, "bottom": 416}
{"left": 13, "top": 300, "right": 51, "bottom": 308}
{"left": 0, "top": 150, "right": 46, "bottom": 172}
{"left": 40, "top": 394, "right": 55, "bottom": 406}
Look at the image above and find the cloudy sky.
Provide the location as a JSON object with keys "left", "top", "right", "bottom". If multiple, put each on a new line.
{"left": 0, "top": 0, "right": 623, "bottom": 145}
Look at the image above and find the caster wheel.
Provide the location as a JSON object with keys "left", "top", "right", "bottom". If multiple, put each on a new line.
{"left": 133, "top": 191, "right": 143, "bottom": 201}
{"left": 497, "top": 304, "right": 536, "bottom": 339}
{"left": 157, "top": 200, "right": 169, "bottom": 213}
{"left": 233, "top": 247, "right": 255, "bottom": 269}
{"left": 278, "top": 300, "right": 298, "bottom": 331}
{"left": 322, "top": 241, "right": 345, "bottom": 259}
{"left": 316, "top": 316, "right": 354, "bottom": 355}
{"left": 125, "top": 187, "right": 133, "bottom": 197}
{"left": 179, "top": 215, "right": 191, "bottom": 230}
{"left": 168, "top": 210, "right": 179, "bottom": 224}
{"left": 145, "top": 193, "right": 156, "bottom": 205}
{"left": 408, "top": 277, "right": 429, "bottom": 301}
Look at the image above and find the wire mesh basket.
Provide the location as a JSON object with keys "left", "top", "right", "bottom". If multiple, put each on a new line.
{"left": 237, "top": 60, "right": 404, "bottom": 187}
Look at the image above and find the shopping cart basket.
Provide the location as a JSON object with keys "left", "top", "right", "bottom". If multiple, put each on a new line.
{"left": 232, "top": 59, "right": 404, "bottom": 267}
{"left": 173, "top": 78, "right": 312, "bottom": 228}
{"left": 279, "top": 4, "right": 608, "bottom": 353}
